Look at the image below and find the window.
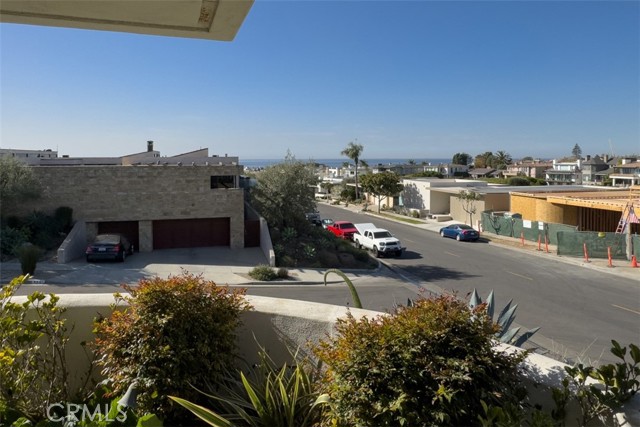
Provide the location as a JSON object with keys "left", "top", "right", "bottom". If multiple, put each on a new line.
{"left": 211, "top": 175, "right": 235, "bottom": 189}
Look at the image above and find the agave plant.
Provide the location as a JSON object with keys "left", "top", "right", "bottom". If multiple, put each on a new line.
{"left": 169, "top": 346, "right": 329, "bottom": 427}
{"left": 469, "top": 289, "right": 540, "bottom": 347}
{"left": 323, "top": 268, "right": 363, "bottom": 309}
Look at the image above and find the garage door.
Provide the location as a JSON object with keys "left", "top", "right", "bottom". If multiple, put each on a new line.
{"left": 153, "top": 218, "right": 230, "bottom": 250}
{"left": 98, "top": 221, "right": 139, "bottom": 252}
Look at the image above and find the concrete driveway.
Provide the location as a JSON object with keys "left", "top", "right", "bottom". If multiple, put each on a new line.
{"left": 1, "top": 247, "right": 269, "bottom": 287}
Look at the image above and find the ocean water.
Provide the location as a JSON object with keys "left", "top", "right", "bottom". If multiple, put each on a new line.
{"left": 241, "top": 158, "right": 451, "bottom": 169}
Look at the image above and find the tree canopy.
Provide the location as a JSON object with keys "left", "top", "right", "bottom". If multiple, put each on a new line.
{"left": 494, "top": 151, "right": 513, "bottom": 169}
{"left": 359, "top": 172, "right": 404, "bottom": 213}
{"left": 473, "top": 151, "right": 512, "bottom": 169}
{"left": 249, "top": 152, "right": 318, "bottom": 232}
{"left": 572, "top": 144, "right": 582, "bottom": 159}
{"left": 452, "top": 152, "right": 472, "bottom": 165}
{"left": 0, "top": 157, "right": 42, "bottom": 212}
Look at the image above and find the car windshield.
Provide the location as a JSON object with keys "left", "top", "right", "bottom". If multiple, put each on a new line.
{"left": 95, "top": 234, "right": 120, "bottom": 244}
{"left": 458, "top": 225, "right": 474, "bottom": 230}
{"left": 373, "top": 231, "right": 392, "bottom": 238}
{"left": 339, "top": 223, "right": 355, "bottom": 229}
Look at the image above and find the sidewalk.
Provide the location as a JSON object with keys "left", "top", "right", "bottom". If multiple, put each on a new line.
{"left": 324, "top": 201, "right": 639, "bottom": 282}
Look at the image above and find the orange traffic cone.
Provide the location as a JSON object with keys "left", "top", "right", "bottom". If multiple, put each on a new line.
{"left": 632, "top": 255, "right": 638, "bottom": 268}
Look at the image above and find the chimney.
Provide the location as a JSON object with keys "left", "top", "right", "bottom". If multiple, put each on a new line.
{"left": 147, "top": 140, "right": 154, "bottom": 152}
{"left": 586, "top": 155, "right": 591, "bottom": 161}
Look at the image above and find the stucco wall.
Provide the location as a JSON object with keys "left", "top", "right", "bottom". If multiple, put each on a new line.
{"left": 7, "top": 165, "right": 246, "bottom": 249}
{"left": 483, "top": 193, "right": 510, "bottom": 212}
{"left": 449, "top": 196, "right": 487, "bottom": 225}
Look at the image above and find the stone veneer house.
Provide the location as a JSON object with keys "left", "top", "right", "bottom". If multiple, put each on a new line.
{"left": 3, "top": 142, "right": 247, "bottom": 254}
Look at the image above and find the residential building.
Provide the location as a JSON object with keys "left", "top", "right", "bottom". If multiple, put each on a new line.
{"left": 468, "top": 168, "right": 496, "bottom": 179}
{"left": 503, "top": 160, "right": 553, "bottom": 179}
{"left": 580, "top": 155, "right": 609, "bottom": 185}
{"left": 609, "top": 158, "right": 640, "bottom": 187}
{"left": 0, "top": 148, "right": 59, "bottom": 164}
{"left": 4, "top": 142, "right": 248, "bottom": 256}
{"left": 510, "top": 187, "right": 639, "bottom": 234}
{"left": 421, "top": 163, "right": 470, "bottom": 178}
{"left": 545, "top": 159, "right": 582, "bottom": 185}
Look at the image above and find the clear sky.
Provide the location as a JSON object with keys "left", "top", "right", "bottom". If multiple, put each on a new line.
{"left": 1, "top": 1, "right": 639, "bottom": 161}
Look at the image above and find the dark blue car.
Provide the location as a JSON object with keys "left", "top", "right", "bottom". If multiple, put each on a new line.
{"left": 439, "top": 224, "right": 479, "bottom": 241}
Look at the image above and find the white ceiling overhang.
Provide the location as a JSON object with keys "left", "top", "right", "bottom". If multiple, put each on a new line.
{"left": 0, "top": 0, "right": 254, "bottom": 41}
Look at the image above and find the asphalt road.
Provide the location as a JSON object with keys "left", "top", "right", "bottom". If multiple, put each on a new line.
{"left": 315, "top": 204, "right": 640, "bottom": 366}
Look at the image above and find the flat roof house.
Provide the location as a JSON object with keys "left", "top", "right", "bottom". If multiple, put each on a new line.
{"left": 4, "top": 143, "right": 247, "bottom": 255}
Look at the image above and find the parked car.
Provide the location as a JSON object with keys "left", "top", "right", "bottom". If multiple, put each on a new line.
{"left": 305, "top": 212, "right": 322, "bottom": 226}
{"left": 86, "top": 234, "right": 133, "bottom": 262}
{"left": 353, "top": 223, "right": 405, "bottom": 258}
{"left": 439, "top": 224, "right": 480, "bottom": 242}
{"left": 321, "top": 218, "right": 335, "bottom": 229}
{"left": 326, "top": 221, "right": 358, "bottom": 240}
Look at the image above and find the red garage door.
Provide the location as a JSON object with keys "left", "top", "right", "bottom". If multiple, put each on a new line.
{"left": 98, "top": 221, "right": 139, "bottom": 252}
{"left": 153, "top": 218, "right": 230, "bottom": 250}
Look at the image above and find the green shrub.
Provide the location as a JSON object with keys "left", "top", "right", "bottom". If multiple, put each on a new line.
{"left": 249, "top": 264, "right": 278, "bottom": 281}
{"left": 0, "top": 276, "right": 86, "bottom": 423}
{"left": 508, "top": 177, "right": 530, "bottom": 186}
{"left": 555, "top": 340, "right": 640, "bottom": 426}
{"left": 279, "top": 255, "right": 296, "bottom": 267}
{"left": 276, "top": 267, "right": 289, "bottom": 279}
{"left": 93, "top": 273, "right": 251, "bottom": 424}
{"left": 54, "top": 206, "right": 74, "bottom": 232}
{"left": 313, "top": 294, "right": 527, "bottom": 427}
{"left": 16, "top": 244, "right": 42, "bottom": 275}
{"left": 0, "top": 226, "right": 29, "bottom": 257}
{"left": 4, "top": 215, "right": 23, "bottom": 229}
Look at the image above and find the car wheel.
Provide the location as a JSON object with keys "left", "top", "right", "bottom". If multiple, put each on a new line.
{"left": 440, "top": 231, "right": 445, "bottom": 237}
{"left": 86, "top": 255, "right": 91, "bottom": 262}
{"left": 373, "top": 246, "right": 381, "bottom": 258}
{"left": 456, "top": 234, "right": 461, "bottom": 241}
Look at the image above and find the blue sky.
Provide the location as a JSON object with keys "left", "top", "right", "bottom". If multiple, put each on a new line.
{"left": 1, "top": 1, "right": 638, "bottom": 161}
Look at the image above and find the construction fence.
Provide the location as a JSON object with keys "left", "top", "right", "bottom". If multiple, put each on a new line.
{"left": 481, "top": 211, "right": 634, "bottom": 260}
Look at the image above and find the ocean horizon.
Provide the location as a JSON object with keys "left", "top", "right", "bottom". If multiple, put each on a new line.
{"left": 241, "top": 158, "right": 452, "bottom": 169}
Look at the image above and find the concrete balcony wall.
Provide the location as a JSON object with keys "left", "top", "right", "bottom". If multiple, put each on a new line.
{"left": 10, "top": 293, "right": 638, "bottom": 426}
{"left": 56, "top": 220, "right": 87, "bottom": 263}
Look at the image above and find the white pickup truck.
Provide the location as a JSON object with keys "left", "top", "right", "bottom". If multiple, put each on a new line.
{"left": 353, "top": 223, "right": 405, "bottom": 258}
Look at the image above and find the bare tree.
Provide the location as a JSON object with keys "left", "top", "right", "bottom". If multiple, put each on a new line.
{"left": 456, "top": 190, "right": 481, "bottom": 225}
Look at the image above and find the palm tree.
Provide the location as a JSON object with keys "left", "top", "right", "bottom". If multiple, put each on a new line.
{"left": 341, "top": 140, "right": 364, "bottom": 200}
{"left": 494, "top": 151, "right": 512, "bottom": 170}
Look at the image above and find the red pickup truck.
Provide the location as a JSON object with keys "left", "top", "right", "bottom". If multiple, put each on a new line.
{"left": 326, "top": 221, "right": 358, "bottom": 240}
